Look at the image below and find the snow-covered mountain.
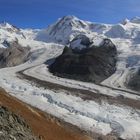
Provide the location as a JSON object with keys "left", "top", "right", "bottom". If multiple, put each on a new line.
{"left": 0, "top": 16, "right": 140, "bottom": 140}
{"left": 0, "top": 22, "right": 24, "bottom": 47}
{"left": 34, "top": 15, "right": 140, "bottom": 90}
{"left": 1, "top": 15, "right": 140, "bottom": 47}
{"left": 0, "top": 22, "right": 43, "bottom": 49}
{"left": 34, "top": 16, "right": 140, "bottom": 45}
{"left": 0, "top": 16, "right": 140, "bottom": 88}
{"left": 35, "top": 16, "right": 92, "bottom": 44}
{"left": 35, "top": 15, "right": 109, "bottom": 44}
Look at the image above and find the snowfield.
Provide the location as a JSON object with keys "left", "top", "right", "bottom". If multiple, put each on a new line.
{"left": 0, "top": 16, "right": 140, "bottom": 139}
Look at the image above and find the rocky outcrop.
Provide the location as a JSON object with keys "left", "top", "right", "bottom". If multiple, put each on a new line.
{"left": 0, "top": 41, "right": 30, "bottom": 68}
{"left": 70, "top": 34, "right": 93, "bottom": 50}
{"left": 127, "top": 69, "right": 140, "bottom": 91}
{"left": 49, "top": 38, "right": 117, "bottom": 83}
{"left": 0, "top": 106, "right": 38, "bottom": 140}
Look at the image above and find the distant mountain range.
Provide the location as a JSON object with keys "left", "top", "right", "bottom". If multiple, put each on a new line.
{"left": 1, "top": 16, "right": 140, "bottom": 47}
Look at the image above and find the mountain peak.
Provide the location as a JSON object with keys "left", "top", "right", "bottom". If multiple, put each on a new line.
{"left": 58, "top": 15, "right": 89, "bottom": 27}
{"left": 57, "top": 15, "right": 83, "bottom": 26}
{"left": 62, "top": 15, "right": 78, "bottom": 20}
{"left": 0, "top": 21, "right": 20, "bottom": 32}
{"left": 36, "top": 15, "right": 90, "bottom": 44}
{"left": 0, "top": 21, "right": 13, "bottom": 28}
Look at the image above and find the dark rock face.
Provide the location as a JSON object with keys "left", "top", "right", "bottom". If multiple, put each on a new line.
{"left": 128, "top": 69, "right": 140, "bottom": 91}
{"left": 0, "top": 106, "right": 38, "bottom": 140}
{"left": 0, "top": 41, "right": 30, "bottom": 68}
{"left": 49, "top": 39, "right": 117, "bottom": 84}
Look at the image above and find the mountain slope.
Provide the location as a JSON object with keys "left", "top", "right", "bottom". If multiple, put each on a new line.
{"left": 0, "top": 16, "right": 140, "bottom": 139}
{"left": 0, "top": 106, "right": 39, "bottom": 140}
{"left": 49, "top": 38, "right": 117, "bottom": 84}
{"left": 35, "top": 15, "right": 107, "bottom": 44}
{"left": 0, "top": 16, "right": 140, "bottom": 91}
{"left": 35, "top": 16, "right": 140, "bottom": 45}
{"left": 0, "top": 88, "right": 91, "bottom": 140}
{"left": 0, "top": 41, "right": 30, "bottom": 68}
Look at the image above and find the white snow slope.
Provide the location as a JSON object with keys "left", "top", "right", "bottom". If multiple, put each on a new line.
{"left": 0, "top": 16, "right": 140, "bottom": 139}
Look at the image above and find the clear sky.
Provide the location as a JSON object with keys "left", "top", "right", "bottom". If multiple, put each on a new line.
{"left": 0, "top": 0, "right": 140, "bottom": 28}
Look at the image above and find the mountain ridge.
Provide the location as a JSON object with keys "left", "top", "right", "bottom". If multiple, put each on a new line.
{"left": 1, "top": 15, "right": 140, "bottom": 47}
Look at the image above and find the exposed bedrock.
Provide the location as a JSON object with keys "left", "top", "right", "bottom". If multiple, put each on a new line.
{"left": 49, "top": 38, "right": 117, "bottom": 84}
{"left": 0, "top": 106, "right": 38, "bottom": 140}
{"left": 0, "top": 41, "right": 30, "bottom": 68}
{"left": 127, "top": 68, "right": 140, "bottom": 91}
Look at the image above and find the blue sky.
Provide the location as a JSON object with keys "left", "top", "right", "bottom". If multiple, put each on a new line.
{"left": 0, "top": 0, "right": 140, "bottom": 28}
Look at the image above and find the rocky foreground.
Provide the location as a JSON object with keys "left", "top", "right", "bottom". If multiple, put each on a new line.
{"left": 0, "top": 106, "right": 38, "bottom": 140}
{"left": 0, "top": 89, "right": 91, "bottom": 140}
